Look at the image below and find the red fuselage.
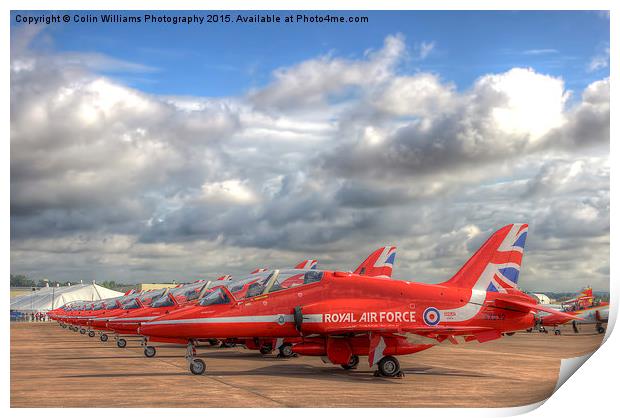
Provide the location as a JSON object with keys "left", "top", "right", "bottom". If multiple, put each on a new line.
{"left": 140, "top": 271, "right": 536, "bottom": 343}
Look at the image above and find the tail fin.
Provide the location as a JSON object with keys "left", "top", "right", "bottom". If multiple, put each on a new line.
{"left": 250, "top": 268, "right": 267, "bottom": 274}
{"left": 353, "top": 246, "right": 396, "bottom": 278}
{"left": 580, "top": 287, "right": 593, "bottom": 298}
{"left": 441, "top": 224, "right": 528, "bottom": 293}
{"left": 294, "top": 259, "right": 318, "bottom": 270}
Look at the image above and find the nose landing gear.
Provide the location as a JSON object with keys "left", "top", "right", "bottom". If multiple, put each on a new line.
{"left": 185, "top": 340, "right": 206, "bottom": 375}
{"left": 144, "top": 346, "right": 157, "bottom": 358}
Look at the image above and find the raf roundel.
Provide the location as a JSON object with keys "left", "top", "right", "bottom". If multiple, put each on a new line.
{"left": 423, "top": 307, "right": 441, "bottom": 326}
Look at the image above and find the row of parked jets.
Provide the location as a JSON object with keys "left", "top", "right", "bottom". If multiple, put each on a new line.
{"left": 48, "top": 223, "right": 608, "bottom": 378}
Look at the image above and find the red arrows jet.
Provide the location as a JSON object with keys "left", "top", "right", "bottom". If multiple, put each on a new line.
{"left": 104, "top": 260, "right": 325, "bottom": 355}
{"left": 227, "top": 247, "right": 398, "bottom": 357}
{"left": 140, "top": 223, "right": 578, "bottom": 377}
{"left": 539, "top": 287, "right": 609, "bottom": 335}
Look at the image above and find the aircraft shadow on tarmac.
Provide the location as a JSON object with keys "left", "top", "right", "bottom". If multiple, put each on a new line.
{"left": 53, "top": 360, "right": 489, "bottom": 383}
{"left": 60, "top": 372, "right": 191, "bottom": 379}
{"left": 193, "top": 363, "right": 490, "bottom": 383}
{"left": 55, "top": 356, "right": 155, "bottom": 360}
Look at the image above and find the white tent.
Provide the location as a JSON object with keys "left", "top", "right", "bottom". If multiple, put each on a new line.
{"left": 10, "top": 283, "right": 123, "bottom": 313}
{"left": 532, "top": 293, "right": 552, "bottom": 305}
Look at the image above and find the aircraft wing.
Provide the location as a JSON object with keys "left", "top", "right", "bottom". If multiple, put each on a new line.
{"left": 323, "top": 323, "right": 494, "bottom": 337}
{"left": 492, "top": 296, "right": 585, "bottom": 321}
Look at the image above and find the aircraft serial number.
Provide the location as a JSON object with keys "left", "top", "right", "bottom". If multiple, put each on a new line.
{"left": 483, "top": 313, "right": 506, "bottom": 320}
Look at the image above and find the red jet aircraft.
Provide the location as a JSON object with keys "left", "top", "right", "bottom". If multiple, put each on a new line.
{"left": 539, "top": 287, "right": 609, "bottom": 335}
{"left": 140, "top": 223, "right": 579, "bottom": 377}
{"left": 104, "top": 260, "right": 325, "bottom": 355}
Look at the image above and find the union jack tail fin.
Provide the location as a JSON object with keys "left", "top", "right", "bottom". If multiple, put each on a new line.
{"left": 580, "top": 287, "right": 593, "bottom": 298}
{"left": 353, "top": 246, "right": 396, "bottom": 278}
{"left": 441, "top": 224, "right": 528, "bottom": 293}
{"left": 294, "top": 259, "right": 318, "bottom": 270}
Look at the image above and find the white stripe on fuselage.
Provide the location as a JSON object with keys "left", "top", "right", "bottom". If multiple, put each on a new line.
{"left": 108, "top": 316, "right": 159, "bottom": 322}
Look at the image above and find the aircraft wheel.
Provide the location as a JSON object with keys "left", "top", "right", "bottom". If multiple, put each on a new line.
{"left": 221, "top": 342, "right": 236, "bottom": 348}
{"left": 88, "top": 331, "right": 95, "bottom": 337}
{"left": 144, "top": 346, "right": 156, "bottom": 358}
{"left": 597, "top": 326, "right": 605, "bottom": 334}
{"left": 100, "top": 334, "right": 108, "bottom": 342}
{"left": 117, "top": 338, "right": 127, "bottom": 348}
{"left": 189, "top": 359, "right": 206, "bottom": 375}
{"left": 80, "top": 328, "right": 86, "bottom": 334}
{"left": 208, "top": 339, "right": 220, "bottom": 346}
{"left": 378, "top": 356, "right": 401, "bottom": 377}
{"left": 341, "top": 355, "right": 360, "bottom": 370}
{"left": 554, "top": 329, "right": 561, "bottom": 335}
{"left": 73, "top": 327, "right": 79, "bottom": 332}
{"left": 526, "top": 328, "right": 532, "bottom": 333}
{"left": 279, "top": 344, "right": 294, "bottom": 358}
{"left": 259, "top": 344, "right": 273, "bottom": 355}
{"left": 505, "top": 332, "right": 515, "bottom": 336}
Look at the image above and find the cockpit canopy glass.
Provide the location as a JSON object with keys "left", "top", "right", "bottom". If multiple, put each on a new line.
{"left": 225, "top": 271, "right": 275, "bottom": 298}
{"left": 268, "top": 270, "right": 323, "bottom": 293}
{"left": 170, "top": 281, "right": 205, "bottom": 303}
{"left": 138, "top": 289, "right": 166, "bottom": 306}
{"left": 198, "top": 288, "right": 231, "bottom": 307}
{"left": 150, "top": 295, "right": 175, "bottom": 308}
{"left": 105, "top": 301, "right": 118, "bottom": 309}
{"left": 122, "top": 299, "right": 140, "bottom": 310}
{"left": 221, "top": 269, "right": 323, "bottom": 300}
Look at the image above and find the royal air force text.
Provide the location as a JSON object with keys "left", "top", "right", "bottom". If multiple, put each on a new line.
{"left": 323, "top": 311, "right": 417, "bottom": 323}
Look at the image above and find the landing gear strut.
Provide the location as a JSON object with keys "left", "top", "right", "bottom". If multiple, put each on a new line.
{"left": 186, "top": 340, "right": 206, "bottom": 375}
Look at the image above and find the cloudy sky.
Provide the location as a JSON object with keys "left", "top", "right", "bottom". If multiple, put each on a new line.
{"left": 10, "top": 11, "right": 609, "bottom": 291}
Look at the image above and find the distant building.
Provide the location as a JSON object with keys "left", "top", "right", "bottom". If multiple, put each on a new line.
{"left": 10, "top": 287, "right": 39, "bottom": 298}
{"left": 532, "top": 293, "right": 552, "bottom": 304}
{"left": 137, "top": 283, "right": 178, "bottom": 292}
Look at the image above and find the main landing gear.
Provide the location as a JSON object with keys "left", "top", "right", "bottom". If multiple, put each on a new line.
{"left": 259, "top": 344, "right": 273, "bottom": 355}
{"left": 186, "top": 340, "right": 206, "bottom": 375}
{"left": 374, "top": 356, "right": 404, "bottom": 378}
{"left": 341, "top": 355, "right": 359, "bottom": 370}
{"left": 278, "top": 343, "right": 295, "bottom": 358}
